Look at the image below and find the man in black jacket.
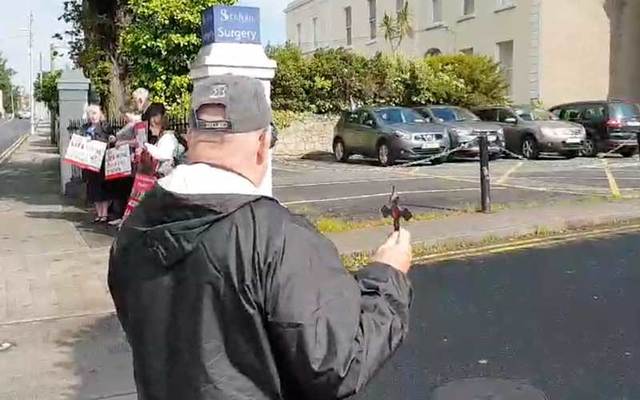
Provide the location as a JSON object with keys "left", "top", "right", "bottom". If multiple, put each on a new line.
{"left": 108, "top": 75, "right": 413, "bottom": 400}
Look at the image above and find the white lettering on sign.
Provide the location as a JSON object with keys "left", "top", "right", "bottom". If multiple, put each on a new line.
{"left": 216, "top": 27, "right": 258, "bottom": 42}
{"left": 209, "top": 84, "right": 227, "bottom": 99}
{"left": 220, "top": 9, "right": 257, "bottom": 24}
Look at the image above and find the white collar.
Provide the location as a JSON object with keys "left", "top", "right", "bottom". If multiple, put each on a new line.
{"left": 158, "top": 163, "right": 269, "bottom": 196}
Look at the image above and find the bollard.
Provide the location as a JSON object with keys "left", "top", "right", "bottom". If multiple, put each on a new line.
{"left": 479, "top": 133, "right": 491, "bottom": 213}
{"left": 637, "top": 132, "right": 640, "bottom": 161}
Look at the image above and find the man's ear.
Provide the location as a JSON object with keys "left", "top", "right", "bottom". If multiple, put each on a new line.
{"left": 257, "top": 129, "right": 270, "bottom": 164}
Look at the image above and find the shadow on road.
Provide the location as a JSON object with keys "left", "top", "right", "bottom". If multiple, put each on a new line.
{"left": 55, "top": 314, "right": 136, "bottom": 400}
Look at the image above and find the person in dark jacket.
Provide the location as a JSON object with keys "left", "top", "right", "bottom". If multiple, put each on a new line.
{"left": 108, "top": 75, "right": 413, "bottom": 400}
{"left": 82, "top": 105, "right": 116, "bottom": 223}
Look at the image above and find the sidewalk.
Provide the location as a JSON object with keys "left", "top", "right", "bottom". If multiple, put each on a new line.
{"left": 1, "top": 126, "right": 640, "bottom": 399}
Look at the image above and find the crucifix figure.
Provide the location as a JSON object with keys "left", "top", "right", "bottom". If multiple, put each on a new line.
{"left": 381, "top": 186, "right": 413, "bottom": 232}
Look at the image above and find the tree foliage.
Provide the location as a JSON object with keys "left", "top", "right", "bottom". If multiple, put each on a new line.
{"left": 381, "top": 1, "right": 413, "bottom": 52}
{"left": 269, "top": 45, "right": 510, "bottom": 114}
{"left": 0, "top": 52, "right": 18, "bottom": 114}
{"left": 34, "top": 70, "right": 63, "bottom": 113}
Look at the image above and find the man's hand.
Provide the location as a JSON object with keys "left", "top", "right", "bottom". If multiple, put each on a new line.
{"left": 108, "top": 135, "right": 117, "bottom": 144}
{"left": 372, "top": 228, "right": 412, "bottom": 274}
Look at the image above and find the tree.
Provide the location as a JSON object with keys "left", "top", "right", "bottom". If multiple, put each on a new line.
{"left": 0, "top": 52, "right": 18, "bottom": 115}
{"left": 120, "top": 0, "right": 235, "bottom": 117}
{"left": 381, "top": 1, "right": 413, "bottom": 53}
{"left": 34, "top": 70, "right": 63, "bottom": 113}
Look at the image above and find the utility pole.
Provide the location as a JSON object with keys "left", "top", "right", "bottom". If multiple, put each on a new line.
{"left": 29, "top": 11, "right": 34, "bottom": 134}
{"left": 10, "top": 88, "right": 15, "bottom": 118}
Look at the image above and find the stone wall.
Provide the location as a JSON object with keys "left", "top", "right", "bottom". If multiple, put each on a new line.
{"left": 274, "top": 114, "right": 339, "bottom": 157}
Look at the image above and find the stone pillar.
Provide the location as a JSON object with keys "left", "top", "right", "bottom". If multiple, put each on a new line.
{"left": 190, "top": 6, "right": 277, "bottom": 197}
{"left": 57, "top": 69, "right": 89, "bottom": 196}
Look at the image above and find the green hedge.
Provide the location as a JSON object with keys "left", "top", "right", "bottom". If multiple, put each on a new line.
{"left": 267, "top": 44, "right": 509, "bottom": 113}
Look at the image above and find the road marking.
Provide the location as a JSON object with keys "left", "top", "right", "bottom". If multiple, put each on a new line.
{"left": 497, "top": 161, "right": 523, "bottom": 184}
{"left": 602, "top": 159, "right": 621, "bottom": 198}
{"left": 0, "top": 133, "right": 29, "bottom": 165}
{"left": 282, "top": 187, "right": 505, "bottom": 206}
{"left": 274, "top": 176, "right": 438, "bottom": 189}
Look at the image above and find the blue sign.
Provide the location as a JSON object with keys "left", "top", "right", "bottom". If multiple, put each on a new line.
{"left": 202, "top": 6, "right": 261, "bottom": 45}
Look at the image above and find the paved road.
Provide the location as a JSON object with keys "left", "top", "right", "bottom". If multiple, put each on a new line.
{"left": 3, "top": 230, "right": 639, "bottom": 399}
{"left": 274, "top": 155, "right": 640, "bottom": 221}
{"left": 356, "top": 231, "right": 640, "bottom": 400}
{"left": 0, "top": 119, "right": 29, "bottom": 156}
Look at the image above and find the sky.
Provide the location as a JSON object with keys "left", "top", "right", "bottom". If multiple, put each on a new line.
{"left": 0, "top": 0, "right": 288, "bottom": 94}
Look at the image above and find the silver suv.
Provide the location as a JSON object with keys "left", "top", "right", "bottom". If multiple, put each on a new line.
{"left": 333, "top": 107, "right": 450, "bottom": 166}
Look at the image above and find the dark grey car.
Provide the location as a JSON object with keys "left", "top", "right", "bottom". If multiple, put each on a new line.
{"left": 415, "top": 105, "right": 505, "bottom": 158}
{"left": 474, "top": 106, "right": 586, "bottom": 159}
{"left": 333, "top": 107, "right": 450, "bottom": 166}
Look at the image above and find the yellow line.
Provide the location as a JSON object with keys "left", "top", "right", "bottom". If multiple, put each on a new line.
{"left": 602, "top": 159, "right": 621, "bottom": 198}
{"left": 414, "top": 223, "right": 640, "bottom": 264}
{"left": 497, "top": 161, "right": 524, "bottom": 185}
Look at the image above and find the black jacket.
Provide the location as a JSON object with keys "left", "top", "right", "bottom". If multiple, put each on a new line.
{"left": 108, "top": 188, "right": 412, "bottom": 400}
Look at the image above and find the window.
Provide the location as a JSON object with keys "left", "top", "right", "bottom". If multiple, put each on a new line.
{"left": 497, "top": 108, "right": 517, "bottom": 123}
{"left": 345, "top": 111, "right": 360, "bottom": 124}
{"left": 463, "top": 0, "right": 475, "bottom": 15}
{"left": 476, "top": 109, "right": 498, "bottom": 121}
{"left": 497, "top": 0, "right": 514, "bottom": 7}
{"left": 312, "top": 17, "right": 318, "bottom": 49}
{"left": 345, "top": 7, "right": 352, "bottom": 46}
{"left": 396, "top": 0, "right": 404, "bottom": 14}
{"left": 368, "top": 0, "right": 377, "bottom": 39}
{"left": 497, "top": 40, "right": 514, "bottom": 96}
{"left": 432, "top": 0, "right": 442, "bottom": 23}
{"left": 425, "top": 48, "right": 442, "bottom": 57}
{"left": 296, "top": 23, "right": 301, "bottom": 48}
{"left": 460, "top": 48, "right": 474, "bottom": 55}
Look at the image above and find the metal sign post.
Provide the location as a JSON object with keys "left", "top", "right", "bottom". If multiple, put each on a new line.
{"left": 479, "top": 133, "right": 491, "bottom": 213}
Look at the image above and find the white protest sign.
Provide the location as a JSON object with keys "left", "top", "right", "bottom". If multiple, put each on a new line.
{"left": 63, "top": 134, "right": 107, "bottom": 172}
{"left": 105, "top": 145, "right": 132, "bottom": 180}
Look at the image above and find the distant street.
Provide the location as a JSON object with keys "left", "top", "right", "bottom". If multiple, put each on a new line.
{"left": 356, "top": 231, "right": 640, "bottom": 400}
{"left": 0, "top": 118, "right": 28, "bottom": 156}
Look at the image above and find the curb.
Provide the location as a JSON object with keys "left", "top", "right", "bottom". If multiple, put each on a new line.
{"left": 0, "top": 133, "right": 29, "bottom": 166}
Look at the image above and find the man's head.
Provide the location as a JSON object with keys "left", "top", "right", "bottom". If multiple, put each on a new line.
{"left": 187, "top": 75, "right": 272, "bottom": 187}
{"left": 132, "top": 88, "right": 150, "bottom": 112}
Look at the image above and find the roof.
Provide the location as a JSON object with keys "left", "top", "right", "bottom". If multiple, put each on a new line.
{"left": 550, "top": 100, "right": 631, "bottom": 109}
{"left": 284, "top": 0, "right": 314, "bottom": 13}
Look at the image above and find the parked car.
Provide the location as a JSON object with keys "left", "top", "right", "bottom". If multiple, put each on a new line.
{"left": 414, "top": 105, "right": 505, "bottom": 159}
{"left": 333, "top": 106, "right": 450, "bottom": 166}
{"left": 17, "top": 111, "right": 31, "bottom": 120}
{"left": 473, "top": 105, "right": 586, "bottom": 159}
{"left": 549, "top": 100, "right": 640, "bottom": 157}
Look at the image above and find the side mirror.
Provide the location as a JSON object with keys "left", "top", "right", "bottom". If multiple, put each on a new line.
{"left": 364, "top": 119, "right": 375, "bottom": 127}
{"left": 504, "top": 117, "right": 517, "bottom": 124}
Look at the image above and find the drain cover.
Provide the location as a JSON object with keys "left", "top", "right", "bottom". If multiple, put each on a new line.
{"left": 432, "top": 378, "right": 548, "bottom": 400}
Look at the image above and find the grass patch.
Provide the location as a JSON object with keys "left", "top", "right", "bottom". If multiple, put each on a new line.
{"left": 315, "top": 211, "right": 455, "bottom": 234}
{"left": 341, "top": 218, "right": 640, "bottom": 272}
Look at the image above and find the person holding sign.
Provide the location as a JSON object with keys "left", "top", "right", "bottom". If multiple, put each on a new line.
{"left": 82, "top": 105, "right": 117, "bottom": 223}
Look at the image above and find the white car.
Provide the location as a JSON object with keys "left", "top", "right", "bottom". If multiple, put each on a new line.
{"left": 17, "top": 111, "right": 31, "bottom": 120}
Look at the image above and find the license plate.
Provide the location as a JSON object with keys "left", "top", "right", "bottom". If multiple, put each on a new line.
{"left": 422, "top": 142, "right": 440, "bottom": 149}
{"left": 626, "top": 121, "right": 640, "bottom": 127}
{"left": 566, "top": 138, "right": 581, "bottom": 144}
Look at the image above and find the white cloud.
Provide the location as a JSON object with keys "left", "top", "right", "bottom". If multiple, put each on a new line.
{"left": 238, "top": 0, "right": 288, "bottom": 45}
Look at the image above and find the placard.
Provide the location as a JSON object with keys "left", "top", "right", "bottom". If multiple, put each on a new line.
{"left": 202, "top": 6, "right": 261, "bottom": 45}
{"left": 63, "top": 134, "right": 107, "bottom": 172}
{"left": 105, "top": 145, "right": 132, "bottom": 180}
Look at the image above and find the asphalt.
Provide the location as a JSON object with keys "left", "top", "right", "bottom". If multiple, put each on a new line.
{"left": 355, "top": 231, "right": 640, "bottom": 400}
{"left": 0, "top": 118, "right": 29, "bottom": 157}
{"left": 274, "top": 155, "right": 640, "bottom": 221}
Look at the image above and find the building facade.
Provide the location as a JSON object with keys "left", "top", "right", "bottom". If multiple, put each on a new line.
{"left": 285, "top": 0, "right": 639, "bottom": 107}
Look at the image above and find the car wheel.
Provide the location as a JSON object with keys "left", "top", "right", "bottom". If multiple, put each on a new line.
{"left": 521, "top": 136, "right": 539, "bottom": 160}
{"left": 620, "top": 149, "right": 636, "bottom": 158}
{"left": 377, "top": 142, "right": 394, "bottom": 167}
{"left": 333, "top": 139, "right": 349, "bottom": 162}
{"left": 581, "top": 138, "right": 597, "bottom": 157}
{"left": 562, "top": 151, "right": 580, "bottom": 159}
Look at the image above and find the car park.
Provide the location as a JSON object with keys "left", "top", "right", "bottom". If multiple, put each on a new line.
{"left": 550, "top": 100, "right": 640, "bottom": 157}
{"left": 414, "top": 105, "right": 505, "bottom": 159}
{"left": 333, "top": 106, "right": 450, "bottom": 166}
{"left": 474, "top": 105, "right": 586, "bottom": 159}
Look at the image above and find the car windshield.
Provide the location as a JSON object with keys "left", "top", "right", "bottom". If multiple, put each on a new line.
{"left": 609, "top": 103, "right": 640, "bottom": 119}
{"left": 516, "top": 108, "right": 558, "bottom": 121}
{"left": 375, "top": 108, "right": 425, "bottom": 124}
{"left": 430, "top": 107, "right": 480, "bottom": 122}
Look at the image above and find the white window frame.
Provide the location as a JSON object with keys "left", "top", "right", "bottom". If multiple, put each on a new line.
{"left": 312, "top": 17, "right": 318, "bottom": 49}
{"left": 497, "top": 40, "right": 514, "bottom": 96}
{"left": 345, "top": 6, "right": 352, "bottom": 46}
{"left": 460, "top": 47, "right": 474, "bottom": 55}
{"left": 368, "top": 0, "right": 377, "bottom": 40}
{"left": 497, "top": 0, "right": 514, "bottom": 8}
{"left": 463, "top": 0, "right": 475, "bottom": 15}
{"left": 432, "top": 0, "right": 443, "bottom": 23}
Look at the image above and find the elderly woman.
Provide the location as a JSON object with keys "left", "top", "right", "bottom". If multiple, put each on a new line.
{"left": 82, "top": 105, "right": 116, "bottom": 223}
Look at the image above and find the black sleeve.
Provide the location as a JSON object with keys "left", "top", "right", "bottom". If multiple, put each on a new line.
{"left": 266, "top": 222, "right": 412, "bottom": 399}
